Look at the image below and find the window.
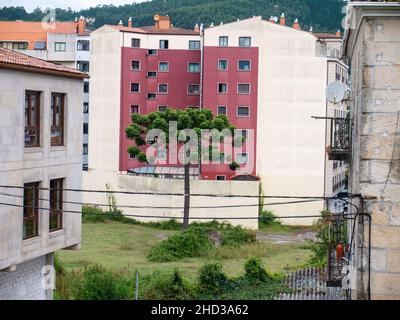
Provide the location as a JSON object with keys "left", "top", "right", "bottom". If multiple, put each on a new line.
{"left": 156, "top": 148, "right": 167, "bottom": 160}
{"left": 240, "top": 129, "right": 249, "bottom": 140}
{"left": 159, "top": 62, "right": 169, "bottom": 72}
{"left": 216, "top": 175, "right": 226, "bottom": 181}
{"left": 131, "top": 105, "right": 139, "bottom": 114}
{"left": 131, "top": 83, "right": 140, "bottom": 93}
{"left": 220, "top": 152, "right": 226, "bottom": 163}
{"left": 83, "top": 123, "right": 88, "bottom": 134}
{"left": 238, "top": 60, "right": 251, "bottom": 71}
{"left": 147, "top": 93, "right": 157, "bottom": 100}
{"left": 147, "top": 71, "right": 157, "bottom": 78}
{"left": 219, "top": 36, "right": 228, "bottom": 47}
{"left": 238, "top": 83, "right": 250, "bottom": 94}
{"left": 239, "top": 37, "right": 251, "bottom": 47}
{"left": 188, "top": 62, "right": 200, "bottom": 73}
{"left": 49, "top": 179, "right": 63, "bottom": 232}
{"left": 132, "top": 38, "right": 141, "bottom": 48}
{"left": 237, "top": 106, "right": 250, "bottom": 117}
{"left": 131, "top": 60, "right": 140, "bottom": 71}
{"left": 187, "top": 106, "right": 200, "bottom": 109}
{"left": 158, "top": 84, "right": 168, "bottom": 94}
{"left": 217, "top": 106, "right": 227, "bottom": 116}
{"left": 77, "top": 40, "right": 90, "bottom": 51}
{"left": 188, "top": 84, "right": 200, "bottom": 95}
{"left": 236, "top": 152, "right": 248, "bottom": 164}
{"left": 84, "top": 82, "right": 89, "bottom": 93}
{"left": 51, "top": 93, "right": 65, "bottom": 146}
{"left": 24, "top": 91, "right": 41, "bottom": 148}
{"left": 54, "top": 42, "right": 66, "bottom": 52}
{"left": 23, "top": 182, "right": 40, "bottom": 239}
{"left": 12, "top": 42, "right": 28, "bottom": 49}
{"left": 218, "top": 59, "right": 228, "bottom": 70}
{"left": 189, "top": 40, "right": 201, "bottom": 50}
{"left": 83, "top": 102, "right": 89, "bottom": 113}
{"left": 158, "top": 105, "right": 168, "bottom": 112}
{"left": 160, "top": 40, "right": 169, "bottom": 49}
{"left": 83, "top": 143, "right": 88, "bottom": 155}
{"left": 77, "top": 61, "right": 89, "bottom": 72}
{"left": 148, "top": 49, "right": 158, "bottom": 55}
{"left": 218, "top": 83, "right": 228, "bottom": 94}
{"left": 129, "top": 152, "right": 137, "bottom": 160}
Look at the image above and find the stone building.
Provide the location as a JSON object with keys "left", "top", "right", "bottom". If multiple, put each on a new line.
{"left": 343, "top": 1, "right": 400, "bottom": 300}
{"left": 0, "top": 48, "right": 86, "bottom": 299}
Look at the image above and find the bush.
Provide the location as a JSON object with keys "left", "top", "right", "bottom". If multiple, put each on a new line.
{"left": 82, "top": 205, "right": 106, "bottom": 223}
{"left": 221, "top": 226, "right": 256, "bottom": 247}
{"left": 73, "top": 265, "right": 133, "bottom": 300}
{"left": 147, "top": 229, "right": 213, "bottom": 262}
{"left": 244, "top": 258, "right": 271, "bottom": 284}
{"left": 146, "top": 219, "right": 182, "bottom": 230}
{"left": 197, "top": 263, "right": 230, "bottom": 294}
{"left": 140, "top": 269, "right": 194, "bottom": 300}
{"left": 259, "top": 210, "right": 280, "bottom": 228}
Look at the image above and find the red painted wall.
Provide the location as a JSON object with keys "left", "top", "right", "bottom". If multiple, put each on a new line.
{"left": 202, "top": 46, "right": 259, "bottom": 179}
{"left": 120, "top": 47, "right": 201, "bottom": 172}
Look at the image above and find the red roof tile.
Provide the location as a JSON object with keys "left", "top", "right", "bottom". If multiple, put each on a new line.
{"left": 0, "top": 47, "right": 87, "bottom": 79}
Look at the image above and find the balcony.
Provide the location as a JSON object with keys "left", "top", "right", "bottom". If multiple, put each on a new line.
{"left": 326, "top": 118, "right": 350, "bottom": 161}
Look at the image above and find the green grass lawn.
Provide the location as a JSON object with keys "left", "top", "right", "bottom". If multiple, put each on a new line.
{"left": 58, "top": 221, "right": 312, "bottom": 280}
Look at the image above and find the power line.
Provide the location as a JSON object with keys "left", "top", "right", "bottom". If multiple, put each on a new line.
{"left": 0, "top": 184, "right": 359, "bottom": 200}
{"left": 0, "top": 201, "right": 357, "bottom": 220}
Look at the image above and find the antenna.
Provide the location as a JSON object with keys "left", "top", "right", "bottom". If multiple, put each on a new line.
{"left": 325, "top": 81, "right": 347, "bottom": 104}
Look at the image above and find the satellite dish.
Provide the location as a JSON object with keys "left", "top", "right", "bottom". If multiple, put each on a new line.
{"left": 154, "top": 14, "right": 160, "bottom": 22}
{"left": 326, "top": 81, "right": 347, "bottom": 104}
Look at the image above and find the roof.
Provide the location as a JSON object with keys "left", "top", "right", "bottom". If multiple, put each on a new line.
{"left": 313, "top": 33, "right": 342, "bottom": 39}
{"left": 128, "top": 166, "right": 200, "bottom": 176}
{"left": 0, "top": 47, "right": 88, "bottom": 79}
{"left": 0, "top": 21, "right": 89, "bottom": 49}
{"left": 106, "top": 24, "right": 200, "bottom": 36}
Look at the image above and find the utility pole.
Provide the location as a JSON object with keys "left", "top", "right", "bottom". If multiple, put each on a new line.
{"left": 182, "top": 162, "right": 190, "bottom": 229}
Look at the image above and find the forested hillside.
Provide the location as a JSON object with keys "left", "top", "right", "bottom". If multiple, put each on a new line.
{"left": 0, "top": 0, "right": 346, "bottom": 32}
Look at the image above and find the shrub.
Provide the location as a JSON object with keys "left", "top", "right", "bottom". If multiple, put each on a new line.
{"left": 82, "top": 205, "right": 106, "bottom": 223}
{"left": 136, "top": 152, "right": 147, "bottom": 163}
{"left": 244, "top": 257, "right": 271, "bottom": 284}
{"left": 140, "top": 269, "right": 193, "bottom": 300}
{"left": 146, "top": 219, "right": 182, "bottom": 230}
{"left": 259, "top": 210, "right": 280, "bottom": 227}
{"left": 229, "top": 161, "right": 240, "bottom": 171}
{"left": 147, "top": 229, "right": 213, "bottom": 262}
{"left": 73, "top": 265, "right": 133, "bottom": 300}
{"left": 221, "top": 226, "right": 256, "bottom": 247}
{"left": 197, "top": 263, "right": 230, "bottom": 294}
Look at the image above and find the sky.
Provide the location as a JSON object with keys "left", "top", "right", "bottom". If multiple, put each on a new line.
{"left": 0, "top": 0, "right": 148, "bottom": 12}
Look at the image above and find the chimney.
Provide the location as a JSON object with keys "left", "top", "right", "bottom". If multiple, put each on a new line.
{"left": 280, "top": 13, "right": 286, "bottom": 26}
{"left": 118, "top": 20, "right": 123, "bottom": 26}
{"left": 155, "top": 15, "right": 171, "bottom": 29}
{"left": 269, "top": 16, "right": 275, "bottom": 24}
{"left": 78, "top": 16, "right": 86, "bottom": 34}
{"left": 194, "top": 23, "right": 200, "bottom": 32}
{"left": 128, "top": 17, "right": 133, "bottom": 28}
{"left": 336, "top": 29, "right": 341, "bottom": 37}
{"left": 293, "top": 18, "right": 300, "bottom": 30}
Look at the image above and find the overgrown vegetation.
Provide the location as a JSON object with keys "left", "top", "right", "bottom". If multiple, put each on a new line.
{"left": 56, "top": 257, "right": 287, "bottom": 300}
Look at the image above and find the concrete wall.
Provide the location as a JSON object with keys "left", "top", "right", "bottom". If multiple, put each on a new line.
{"left": 0, "top": 68, "right": 82, "bottom": 273}
{"left": 83, "top": 171, "right": 259, "bottom": 230}
{"left": 345, "top": 5, "right": 400, "bottom": 299}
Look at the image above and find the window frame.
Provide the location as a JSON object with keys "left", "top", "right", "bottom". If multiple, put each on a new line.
{"left": 83, "top": 102, "right": 89, "bottom": 114}
{"left": 147, "top": 93, "right": 157, "bottom": 100}
{"left": 218, "top": 59, "right": 228, "bottom": 71}
{"left": 49, "top": 178, "right": 63, "bottom": 232}
{"left": 77, "top": 40, "right": 90, "bottom": 51}
{"left": 131, "top": 60, "right": 141, "bottom": 71}
{"left": 147, "top": 71, "right": 157, "bottom": 78}
{"left": 158, "top": 83, "right": 168, "bottom": 95}
{"left": 54, "top": 42, "right": 66, "bottom": 52}
{"left": 158, "top": 105, "right": 168, "bottom": 112}
{"left": 239, "top": 37, "right": 251, "bottom": 47}
{"left": 187, "top": 84, "right": 200, "bottom": 95}
{"left": 236, "top": 106, "right": 250, "bottom": 118}
{"left": 217, "top": 83, "right": 228, "bottom": 94}
{"left": 217, "top": 106, "right": 227, "bottom": 116}
{"left": 131, "top": 105, "right": 140, "bottom": 114}
{"left": 131, "top": 38, "right": 141, "bottom": 48}
{"left": 24, "top": 90, "right": 41, "bottom": 148}
{"left": 237, "top": 83, "right": 251, "bottom": 94}
{"left": 219, "top": 36, "right": 228, "bottom": 47}
{"left": 83, "top": 143, "right": 88, "bottom": 155}
{"left": 159, "top": 40, "right": 169, "bottom": 49}
{"left": 236, "top": 152, "right": 249, "bottom": 164}
{"left": 216, "top": 175, "right": 226, "bottom": 181}
{"left": 189, "top": 40, "right": 201, "bottom": 50}
{"left": 147, "top": 49, "right": 158, "bottom": 55}
{"left": 130, "top": 83, "right": 140, "bottom": 93}
{"left": 158, "top": 61, "right": 169, "bottom": 72}
{"left": 238, "top": 60, "right": 251, "bottom": 71}
{"left": 23, "top": 182, "right": 40, "bottom": 240}
{"left": 50, "top": 92, "right": 65, "bottom": 147}
{"left": 188, "top": 62, "right": 200, "bottom": 73}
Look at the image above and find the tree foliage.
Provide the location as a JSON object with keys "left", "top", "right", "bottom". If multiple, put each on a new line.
{"left": 0, "top": 0, "right": 346, "bottom": 33}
